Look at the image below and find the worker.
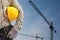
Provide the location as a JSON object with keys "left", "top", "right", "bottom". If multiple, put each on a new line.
{"left": 0, "top": 0, "right": 24, "bottom": 40}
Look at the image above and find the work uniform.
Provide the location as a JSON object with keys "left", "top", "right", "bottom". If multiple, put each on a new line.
{"left": 0, "top": 0, "right": 24, "bottom": 40}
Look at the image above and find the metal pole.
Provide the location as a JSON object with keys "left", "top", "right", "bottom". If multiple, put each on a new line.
{"left": 50, "top": 29, "right": 53, "bottom": 40}
{"left": 49, "top": 22, "right": 53, "bottom": 40}
{"left": 36, "top": 34, "right": 38, "bottom": 40}
{"left": 36, "top": 37, "right": 37, "bottom": 40}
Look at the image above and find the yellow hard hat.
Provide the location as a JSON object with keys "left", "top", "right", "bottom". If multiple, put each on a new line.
{"left": 7, "top": 6, "right": 18, "bottom": 22}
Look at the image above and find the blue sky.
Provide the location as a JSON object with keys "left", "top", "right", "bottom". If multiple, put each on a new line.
{"left": 14, "top": 0, "right": 60, "bottom": 40}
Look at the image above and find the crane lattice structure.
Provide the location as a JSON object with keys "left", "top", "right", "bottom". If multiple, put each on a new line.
{"left": 18, "top": 33, "right": 43, "bottom": 40}
{"left": 28, "top": 0, "right": 56, "bottom": 40}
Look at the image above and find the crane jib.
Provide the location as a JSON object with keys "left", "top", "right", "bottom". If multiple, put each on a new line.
{"left": 29, "top": 0, "right": 51, "bottom": 26}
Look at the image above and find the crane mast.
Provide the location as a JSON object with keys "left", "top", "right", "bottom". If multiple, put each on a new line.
{"left": 28, "top": 0, "right": 56, "bottom": 40}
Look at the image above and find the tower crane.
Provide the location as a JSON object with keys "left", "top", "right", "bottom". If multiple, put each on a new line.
{"left": 18, "top": 33, "right": 43, "bottom": 40}
{"left": 28, "top": 0, "right": 56, "bottom": 40}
